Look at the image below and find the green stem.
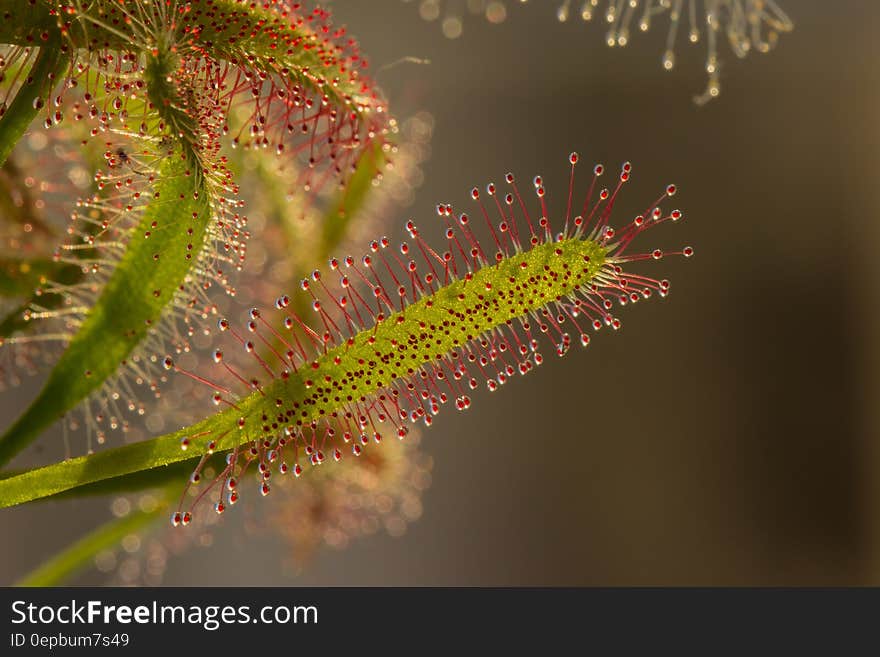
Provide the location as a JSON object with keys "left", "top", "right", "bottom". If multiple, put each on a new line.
{"left": 0, "top": 452, "right": 226, "bottom": 503}
{"left": 0, "top": 33, "right": 66, "bottom": 167}
{"left": 0, "top": 403, "right": 247, "bottom": 509}
{"left": 16, "top": 500, "right": 168, "bottom": 586}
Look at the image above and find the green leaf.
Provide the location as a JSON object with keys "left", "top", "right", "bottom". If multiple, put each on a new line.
{"left": 0, "top": 155, "right": 211, "bottom": 466}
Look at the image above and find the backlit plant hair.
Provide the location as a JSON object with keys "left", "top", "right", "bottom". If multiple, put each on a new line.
{"left": 560, "top": 0, "right": 793, "bottom": 104}
{"left": 407, "top": 0, "right": 793, "bottom": 103}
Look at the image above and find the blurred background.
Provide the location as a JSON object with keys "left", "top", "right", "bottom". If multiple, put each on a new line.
{"left": 2, "top": 0, "right": 880, "bottom": 585}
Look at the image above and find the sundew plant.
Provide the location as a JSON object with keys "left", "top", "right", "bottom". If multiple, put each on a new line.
{"left": 0, "top": 1, "right": 700, "bottom": 585}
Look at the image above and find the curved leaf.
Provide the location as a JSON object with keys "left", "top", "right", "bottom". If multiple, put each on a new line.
{"left": 0, "top": 401, "right": 254, "bottom": 508}
{"left": 0, "top": 235, "right": 611, "bottom": 507}
{"left": 0, "top": 156, "right": 210, "bottom": 465}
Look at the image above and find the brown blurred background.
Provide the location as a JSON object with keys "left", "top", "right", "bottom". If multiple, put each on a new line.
{"left": 3, "top": 0, "right": 880, "bottom": 585}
